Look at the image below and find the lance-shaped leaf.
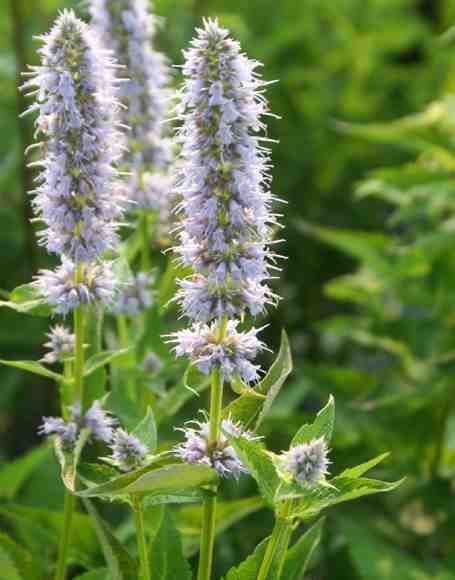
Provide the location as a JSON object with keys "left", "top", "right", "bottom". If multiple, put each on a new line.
{"left": 281, "top": 518, "right": 324, "bottom": 580}
{"left": 83, "top": 499, "right": 138, "bottom": 580}
{"left": 0, "top": 444, "right": 50, "bottom": 500}
{"left": 149, "top": 508, "right": 192, "bottom": 580}
{"left": 287, "top": 475, "right": 404, "bottom": 521}
{"left": 0, "top": 359, "right": 63, "bottom": 382}
{"left": 223, "top": 536, "right": 271, "bottom": 580}
{"left": 291, "top": 395, "right": 335, "bottom": 446}
{"left": 78, "top": 463, "right": 217, "bottom": 501}
{"left": 227, "top": 436, "right": 280, "bottom": 507}
{"left": 0, "top": 283, "right": 51, "bottom": 317}
{"left": 224, "top": 330, "right": 293, "bottom": 430}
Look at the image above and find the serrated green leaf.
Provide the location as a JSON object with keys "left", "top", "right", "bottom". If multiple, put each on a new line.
{"left": 0, "top": 445, "right": 50, "bottom": 499}
{"left": 291, "top": 395, "right": 335, "bottom": 446}
{"left": 0, "top": 504, "right": 99, "bottom": 571}
{"left": 290, "top": 476, "right": 404, "bottom": 520}
{"left": 227, "top": 437, "right": 279, "bottom": 507}
{"left": 281, "top": 518, "right": 324, "bottom": 580}
{"left": 223, "top": 536, "right": 270, "bottom": 580}
{"left": 84, "top": 349, "right": 132, "bottom": 377}
{"left": 149, "top": 508, "right": 192, "bottom": 580}
{"left": 132, "top": 407, "right": 157, "bottom": 453}
{"left": 83, "top": 499, "right": 138, "bottom": 580}
{"left": 338, "top": 453, "right": 390, "bottom": 479}
{"left": 0, "top": 283, "right": 51, "bottom": 317}
{"left": 224, "top": 330, "right": 293, "bottom": 430}
{"left": 0, "top": 544, "right": 22, "bottom": 580}
{"left": 0, "top": 359, "right": 63, "bottom": 381}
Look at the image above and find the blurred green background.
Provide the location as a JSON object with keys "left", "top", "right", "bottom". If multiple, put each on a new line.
{"left": 3, "top": 0, "right": 455, "bottom": 578}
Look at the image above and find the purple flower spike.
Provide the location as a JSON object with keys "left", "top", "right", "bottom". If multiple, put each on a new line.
{"left": 21, "top": 10, "right": 126, "bottom": 263}
{"left": 174, "top": 417, "right": 258, "bottom": 480}
{"left": 109, "top": 428, "right": 148, "bottom": 472}
{"left": 166, "top": 320, "right": 267, "bottom": 384}
{"left": 282, "top": 438, "right": 330, "bottom": 487}
{"left": 173, "top": 18, "right": 281, "bottom": 321}
{"left": 42, "top": 325, "right": 75, "bottom": 363}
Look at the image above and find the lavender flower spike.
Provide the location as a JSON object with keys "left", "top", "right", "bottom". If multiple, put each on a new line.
{"left": 174, "top": 18, "right": 281, "bottom": 322}
{"left": 21, "top": 9, "right": 126, "bottom": 263}
{"left": 114, "top": 272, "right": 154, "bottom": 316}
{"left": 174, "top": 417, "right": 258, "bottom": 480}
{"left": 42, "top": 325, "right": 75, "bottom": 363}
{"left": 109, "top": 428, "right": 148, "bottom": 472}
{"left": 166, "top": 320, "right": 267, "bottom": 384}
{"left": 89, "top": 0, "right": 173, "bottom": 208}
{"left": 281, "top": 438, "right": 330, "bottom": 487}
{"left": 35, "top": 259, "right": 116, "bottom": 316}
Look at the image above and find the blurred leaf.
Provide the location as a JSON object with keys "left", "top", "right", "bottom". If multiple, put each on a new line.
{"left": 0, "top": 359, "right": 62, "bottom": 381}
{"left": 341, "top": 518, "right": 454, "bottom": 580}
{"left": 74, "top": 570, "right": 109, "bottom": 580}
{"left": 177, "top": 496, "right": 265, "bottom": 556}
{"left": 0, "top": 283, "right": 51, "bottom": 317}
{"left": 0, "top": 531, "right": 40, "bottom": 580}
{"left": 0, "top": 445, "right": 50, "bottom": 500}
{"left": 82, "top": 499, "right": 138, "bottom": 580}
{"left": 223, "top": 536, "right": 270, "bottom": 580}
{"left": 84, "top": 349, "right": 132, "bottom": 377}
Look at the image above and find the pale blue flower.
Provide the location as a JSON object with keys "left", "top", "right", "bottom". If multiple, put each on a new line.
{"left": 42, "top": 325, "right": 75, "bottom": 363}
{"left": 174, "top": 418, "right": 256, "bottom": 480}
{"left": 109, "top": 428, "right": 148, "bottom": 471}
{"left": 282, "top": 438, "right": 330, "bottom": 487}
{"left": 166, "top": 319, "right": 267, "bottom": 383}
{"left": 35, "top": 259, "right": 116, "bottom": 315}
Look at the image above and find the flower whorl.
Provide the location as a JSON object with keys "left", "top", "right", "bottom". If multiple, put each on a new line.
{"left": 89, "top": 0, "right": 173, "bottom": 209}
{"left": 22, "top": 10, "right": 126, "bottom": 263}
{"left": 174, "top": 19, "right": 280, "bottom": 323}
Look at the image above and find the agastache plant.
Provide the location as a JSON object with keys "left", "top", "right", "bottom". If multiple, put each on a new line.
{"left": 89, "top": 0, "right": 173, "bottom": 268}
{"left": 170, "top": 19, "right": 280, "bottom": 580}
{"left": 20, "top": 10, "right": 125, "bottom": 580}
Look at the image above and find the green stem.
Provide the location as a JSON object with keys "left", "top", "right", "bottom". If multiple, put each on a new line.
{"left": 257, "top": 501, "right": 293, "bottom": 580}
{"left": 197, "top": 335, "right": 225, "bottom": 580}
{"left": 54, "top": 491, "right": 75, "bottom": 580}
{"left": 74, "top": 304, "right": 86, "bottom": 411}
{"left": 116, "top": 314, "right": 136, "bottom": 400}
{"left": 132, "top": 495, "right": 151, "bottom": 580}
{"left": 141, "top": 212, "right": 150, "bottom": 272}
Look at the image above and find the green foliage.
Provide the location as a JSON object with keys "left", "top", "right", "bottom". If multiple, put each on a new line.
{"left": 2, "top": 0, "right": 455, "bottom": 578}
{"left": 149, "top": 508, "right": 192, "bottom": 580}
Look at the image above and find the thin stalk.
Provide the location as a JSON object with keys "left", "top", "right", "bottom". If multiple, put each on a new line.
{"left": 54, "top": 491, "right": 76, "bottom": 580}
{"left": 116, "top": 314, "right": 136, "bottom": 400}
{"left": 197, "top": 315, "right": 228, "bottom": 580}
{"left": 132, "top": 495, "right": 151, "bottom": 580}
{"left": 74, "top": 305, "right": 85, "bottom": 410}
{"left": 257, "top": 501, "right": 293, "bottom": 580}
{"left": 140, "top": 212, "right": 150, "bottom": 272}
